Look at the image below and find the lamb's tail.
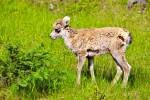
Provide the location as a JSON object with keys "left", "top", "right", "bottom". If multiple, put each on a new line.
{"left": 118, "top": 30, "right": 132, "bottom": 45}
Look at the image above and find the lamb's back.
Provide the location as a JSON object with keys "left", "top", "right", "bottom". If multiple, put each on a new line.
{"left": 71, "top": 27, "right": 128, "bottom": 51}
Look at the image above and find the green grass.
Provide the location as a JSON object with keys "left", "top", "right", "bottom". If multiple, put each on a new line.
{"left": 0, "top": 0, "right": 150, "bottom": 99}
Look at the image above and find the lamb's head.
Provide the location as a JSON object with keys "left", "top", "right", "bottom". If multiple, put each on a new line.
{"left": 50, "top": 16, "right": 70, "bottom": 39}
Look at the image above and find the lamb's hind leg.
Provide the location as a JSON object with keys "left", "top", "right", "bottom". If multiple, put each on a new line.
{"left": 112, "top": 51, "right": 131, "bottom": 87}
{"left": 111, "top": 60, "right": 123, "bottom": 86}
{"left": 87, "top": 56, "right": 96, "bottom": 84}
{"left": 122, "top": 62, "right": 131, "bottom": 87}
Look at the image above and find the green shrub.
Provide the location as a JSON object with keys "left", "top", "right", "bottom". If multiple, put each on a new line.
{"left": 0, "top": 44, "right": 73, "bottom": 97}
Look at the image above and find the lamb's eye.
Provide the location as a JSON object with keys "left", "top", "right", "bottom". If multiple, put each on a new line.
{"left": 55, "top": 29, "right": 61, "bottom": 33}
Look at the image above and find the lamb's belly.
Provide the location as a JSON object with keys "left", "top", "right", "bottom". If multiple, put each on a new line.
{"left": 84, "top": 41, "right": 110, "bottom": 56}
{"left": 87, "top": 49, "right": 109, "bottom": 57}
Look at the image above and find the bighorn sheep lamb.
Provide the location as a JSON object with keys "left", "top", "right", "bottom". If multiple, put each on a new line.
{"left": 127, "top": 0, "right": 147, "bottom": 13}
{"left": 50, "top": 16, "right": 132, "bottom": 87}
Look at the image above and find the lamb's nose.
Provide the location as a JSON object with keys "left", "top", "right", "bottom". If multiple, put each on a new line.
{"left": 49, "top": 34, "right": 52, "bottom": 39}
{"left": 49, "top": 34, "right": 55, "bottom": 39}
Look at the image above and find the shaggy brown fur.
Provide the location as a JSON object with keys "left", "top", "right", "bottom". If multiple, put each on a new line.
{"left": 68, "top": 27, "right": 130, "bottom": 55}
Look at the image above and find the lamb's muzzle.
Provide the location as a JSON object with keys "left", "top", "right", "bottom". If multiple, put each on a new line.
{"left": 50, "top": 16, "right": 132, "bottom": 88}
{"left": 50, "top": 31, "right": 57, "bottom": 39}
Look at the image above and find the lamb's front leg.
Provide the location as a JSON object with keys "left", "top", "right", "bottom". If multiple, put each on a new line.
{"left": 76, "top": 55, "right": 86, "bottom": 86}
{"left": 111, "top": 51, "right": 131, "bottom": 87}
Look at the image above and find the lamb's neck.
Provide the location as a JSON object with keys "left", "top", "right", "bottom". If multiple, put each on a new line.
{"left": 63, "top": 32, "right": 74, "bottom": 51}
{"left": 61, "top": 28, "right": 78, "bottom": 52}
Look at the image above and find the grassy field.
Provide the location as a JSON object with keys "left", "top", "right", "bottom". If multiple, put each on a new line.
{"left": 0, "top": 0, "right": 150, "bottom": 99}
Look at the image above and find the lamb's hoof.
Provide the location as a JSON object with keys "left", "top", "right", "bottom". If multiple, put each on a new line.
{"left": 110, "top": 81, "right": 116, "bottom": 87}
{"left": 121, "top": 83, "right": 127, "bottom": 89}
{"left": 92, "top": 80, "right": 97, "bottom": 85}
{"left": 76, "top": 82, "right": 81, "bottom": 88}
{"left": 138, "top": 10, "right": 144, "bottom": 14}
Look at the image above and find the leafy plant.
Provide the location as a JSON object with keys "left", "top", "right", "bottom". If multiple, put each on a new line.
{"left": 0, "top": 44, "right": 72, "bottom": 97}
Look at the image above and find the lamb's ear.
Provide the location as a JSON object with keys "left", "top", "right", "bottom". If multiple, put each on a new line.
{"left": 62, "top": 16, "right": 70, "bottom": 26}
